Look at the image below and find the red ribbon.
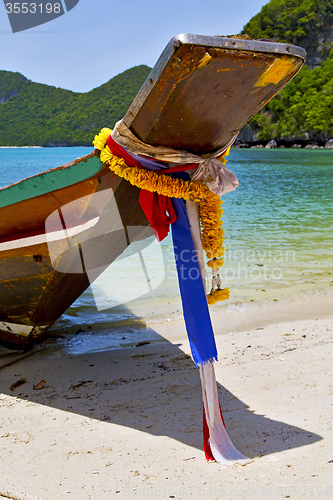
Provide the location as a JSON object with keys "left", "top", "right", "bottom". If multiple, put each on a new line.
{"left": 203, "top": 401, "right": 226, "bottom": 461}
{"left": 106, "top": 135, "right": 197, "bottom": 241}
{"left": 107, "top": 135, "right": 141, "bottom": 168}
{"left": 139, "top": 191, "right": 177, "bottom": 242}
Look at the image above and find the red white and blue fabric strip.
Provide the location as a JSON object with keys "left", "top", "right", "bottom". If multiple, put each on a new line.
{"left": 107, "top": 134, "right": 248, "bottom": 464}
{"left": 171, "top": 194, "right": 248, "bottom": 463}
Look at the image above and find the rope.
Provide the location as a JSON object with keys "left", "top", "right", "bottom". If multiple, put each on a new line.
{"left": 0, "top": 486, "right": 47, "bottom": 500}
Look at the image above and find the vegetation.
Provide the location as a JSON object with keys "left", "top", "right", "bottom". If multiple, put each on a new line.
{"left": 0, "top": 66, "right": 151, "bottom": 146}
{"left": 242, "top": 0, "right": 333, "bottom": 141}
{"left": 242, "top": 0, "right": 333, "bottom": 45}
{"left": 2, "top": 0, "right": 333, "bottom": 146}
{"left": 249, "top": 49, "right": 333, "bottom": 140}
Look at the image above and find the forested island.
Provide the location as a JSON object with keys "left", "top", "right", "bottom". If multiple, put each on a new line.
{"left": 1, "top": 0, "right": 333, "bottom": 147}
{"left": 239, "top": 0, "right": 333, "bottom": 146}
{"left": 0, "top": 66, "right": 151, "bottom": 146}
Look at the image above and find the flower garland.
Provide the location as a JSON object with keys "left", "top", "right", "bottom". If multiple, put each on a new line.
{"left": 93, "top": 128, "right": 229, "bottom": 304}
{"left": 100, "top": 148, "right": 208, "bottom": 202}
{"left": 199, "top": 190, "right": 230, "bottom": 305}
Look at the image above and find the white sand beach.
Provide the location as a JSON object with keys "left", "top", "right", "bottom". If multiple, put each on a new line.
{"left": 0, "top": 298, "right": 332, "bottom": 500}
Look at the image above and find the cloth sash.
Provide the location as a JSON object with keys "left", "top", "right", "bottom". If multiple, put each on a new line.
{"left": 171, "top": 194, "right": 218, "bottom": 365}
{"left": 106, "top": 136, "right": 217, "bottom": 363}
{"left": 107, "top": 134, "right": 195, "bottom": 242}
{"left": 112, "top": 120, "right": 240, "bottom": 197}
{"left": 107, "top": 128, "right": 248, "bottom": 463}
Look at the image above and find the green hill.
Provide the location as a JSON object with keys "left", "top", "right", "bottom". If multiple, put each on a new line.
{"left": 2, "top": 0, "right": 333, "bottom": 147}
{"left": 240, "top": 0, "right": 333, "bottom": 142}
{"left": 249, "top": 50, "right": 333, "bottom": 141}
{"left": 0, "top": 65, "right": 151, "bottom": 146}
{"left": 242, "top": 0, "right": 333, "bottom": 68}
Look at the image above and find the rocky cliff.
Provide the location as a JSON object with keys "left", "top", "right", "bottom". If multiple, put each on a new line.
{"left": 242, "top": 0, "right": 333, "bottom": 68}
{"left": 297, "top": 25, "right": 333, "bottom": 68}
{"left": 238, "top": 0, "right": 333, "bottom": 144}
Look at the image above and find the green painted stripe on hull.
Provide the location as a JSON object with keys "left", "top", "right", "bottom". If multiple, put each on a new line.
{"left": 0, "top": 154, "right": 103, "bottom": 209}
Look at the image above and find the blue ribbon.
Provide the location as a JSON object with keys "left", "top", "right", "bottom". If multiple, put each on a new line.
{"left": 171, "top": 197, "right": 218, "bottom": 365}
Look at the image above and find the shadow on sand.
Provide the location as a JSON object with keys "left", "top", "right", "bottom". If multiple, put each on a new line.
{"left": 0, "top": 312, "right": 322, "bottom": 460}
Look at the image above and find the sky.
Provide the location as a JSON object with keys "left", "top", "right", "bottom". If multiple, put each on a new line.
{"left": 0, "top": 0, "right": 268, "bottom": 93}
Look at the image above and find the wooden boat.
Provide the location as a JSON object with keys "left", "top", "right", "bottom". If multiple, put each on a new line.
{"left": 0, "top": 151, "right": 150, "bottom": 348}
{"left": 0, "top": 34, "right": 306, "bottom": 349}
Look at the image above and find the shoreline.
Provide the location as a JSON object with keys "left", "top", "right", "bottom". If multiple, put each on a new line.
{"left": 1, "top": 144, "right": 333, "bottom": 149}
{"left": 233, "top": 144, "right": 333, "bottom": 150}
{"left": 0, "top": 310, "right": 332, "bottom": 499}
{"left": 25, "top": 288, "right": 332, "bottom": 357}
{"left": 0, "top": 286, "right": 330, "bottom": 361}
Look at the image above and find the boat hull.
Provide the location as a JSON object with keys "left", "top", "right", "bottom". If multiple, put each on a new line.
{"left": 0, "top": 151, "right": 149, "bottom": 348}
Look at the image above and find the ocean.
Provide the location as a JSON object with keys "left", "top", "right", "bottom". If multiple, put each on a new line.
{"left": 1, "top": 147, "right": 332, "bottom": 355}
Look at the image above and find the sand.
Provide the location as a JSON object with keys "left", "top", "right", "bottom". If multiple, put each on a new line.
{"left": 0, "top": 307, "right": 332, "bottom": 500}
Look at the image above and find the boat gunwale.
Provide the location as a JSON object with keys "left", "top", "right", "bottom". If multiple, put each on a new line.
{"left": 0, "top": 150, "right": 98, "bottom": 194}
{"left": 174, "top": 34, "right": 307, "bottom": 59}
{"left": 0, "top": 150, "right": 103, "bottom": 210}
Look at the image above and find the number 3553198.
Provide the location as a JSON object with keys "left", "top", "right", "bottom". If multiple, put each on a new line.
{"left": 5, "top": 3, "right": 62, "bottom": 14}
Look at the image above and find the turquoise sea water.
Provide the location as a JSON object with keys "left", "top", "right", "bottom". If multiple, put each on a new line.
{"left": 0, "top": 147, "right": 332, "bottom": 353}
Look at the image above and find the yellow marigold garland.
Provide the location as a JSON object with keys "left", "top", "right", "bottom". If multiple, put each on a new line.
{"left": 198, "top": 189, "right": 229, "bottom": 303}
{"left": 93, "top": 127, "right": 112, "bottom": 151}
{"left": 93, "top": 128, "right": 229, "bottom": 304}
{"left": 99, "top": 144, "right": 208, "bottom": 201}
{"left": 207, "top": 287, "right": 230, "bottom": 305}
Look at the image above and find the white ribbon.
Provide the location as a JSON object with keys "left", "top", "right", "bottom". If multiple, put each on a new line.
{"left": 200, "top": 363, "right": 249, "bottom": 465}
{"left": 186, "top": 200, "right": 249, "bottom": 465}
{"left": 191, "top": 158, "right": 239, "bottom": 197}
